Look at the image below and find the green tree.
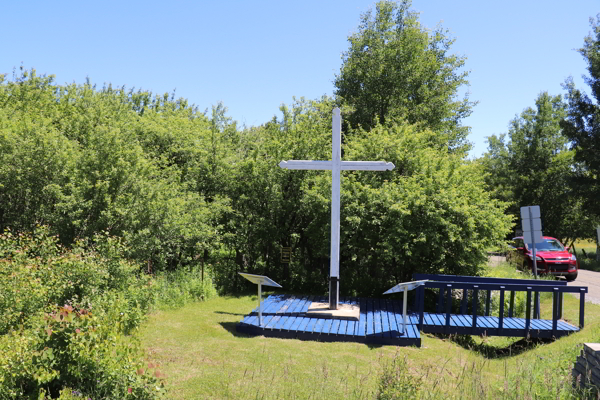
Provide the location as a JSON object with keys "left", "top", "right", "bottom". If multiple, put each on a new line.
{"left": 334, "top": 0, "right": 474, "bottom": 151}
{"left": 0, "top": 70, "right": 77, "bottom": 233}
{"left": 561, "top": 15, "right": 600, "bottom": 221}
{"left": 481, "top": 92, "right": 591, "bottom": 244}
{"left": 220, "top": 98, "right": 336, "bottom": 292}
{"left": 337, "top": 123, "right": 511, "bottom": 294}
{"left": 224, "top": 97, "right": 511, "bottom": 295}
{"left": 0, "top": 68, "right": 229, "bottom": 273}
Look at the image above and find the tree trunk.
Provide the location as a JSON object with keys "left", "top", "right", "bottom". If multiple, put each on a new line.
{"left": 202, "top": 248, "right": 208, "bottom": 282}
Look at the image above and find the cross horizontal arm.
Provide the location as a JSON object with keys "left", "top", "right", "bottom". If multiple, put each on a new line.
{"left": 340, "top": 161, "right": 395, "bottom": 171}
{"left": 279, "top": 160, "right": 333, "bottom": 170}
{"left": 279, "top": 160, "right": 395, "bottom": 171}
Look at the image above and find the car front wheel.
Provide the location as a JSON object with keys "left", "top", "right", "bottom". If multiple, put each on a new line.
{"left": 566, "top": 273, "right": 577, "bottom": 282}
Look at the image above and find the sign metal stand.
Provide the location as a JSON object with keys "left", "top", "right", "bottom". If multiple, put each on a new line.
{"left": 383, "top": 280, "right": 428, "bottom": 334}
{"left": 238, "top": 273, "right": 282, "bottom": 327}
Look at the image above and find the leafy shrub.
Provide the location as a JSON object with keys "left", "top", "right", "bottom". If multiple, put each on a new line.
{"left": 0, "top": 304, "right": 165, "bottom": 400}
{"left": 0, "top": 228, "right": 167, "bottom": 398}
{"left": 0, "top": 227, "right": 156, "bottom": 335}
{"left": 0, "top": 226, "right": 219, "bottom": 398}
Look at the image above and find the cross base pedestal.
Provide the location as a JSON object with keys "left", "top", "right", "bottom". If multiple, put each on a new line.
{"left": 306, "top": 301, "right": 359, "bottom": 320}
{"left": 329, "top": 276, "right": 339, "bottom": 310}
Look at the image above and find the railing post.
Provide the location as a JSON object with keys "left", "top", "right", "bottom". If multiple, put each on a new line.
{"left": 525, "top": 287, "right": 532, "bottom": 333}
{"left": 534, "top": 291, "right": 540, "bottom": 319}
{"left": 558, "top": 292, "right": 563, "bottom": 320}
{"left": 580, "top": 288, "right": 586, "bottom": 329}
{"left": 471, "top": 285, "right": 479, "bottom": 334}
{"left": 509, "top": 291, "right": 515, "bottom": 318}
{"left": 412, "top": 283, "right": 419, "bottom": 311}
{"left": 461, "top": 288, "right": 468, "bottom": 314}
{"left": 485, "top": 290, "right": 491, "bottom": 316}
{"left": 445, "top": 284, "right": 452, "bottom": 333}
{"left": 498, "top": 287, "right": 505, "bottom": 334}
{"left": 418, "top": 286, "right": 425, "bottom": 331}
{"left": 437, "top": 286, "right": 445, "bottom": 313}
{"left": 552, "top": 288, "right": 558, "bottom": 337}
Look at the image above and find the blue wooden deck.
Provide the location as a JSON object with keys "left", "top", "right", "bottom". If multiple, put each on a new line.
{"left": 236, "top": 292, "right": 582, "bottom": 346}
{"left": 236, "top": 294, "right": 421, "bottom": 346}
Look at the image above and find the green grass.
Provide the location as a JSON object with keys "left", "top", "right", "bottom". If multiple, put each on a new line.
{"left": 574, "top": 239, "right": 600, "bottom": 272}
{"left": 139, "top": 268, "right": 600, "bottom": 399}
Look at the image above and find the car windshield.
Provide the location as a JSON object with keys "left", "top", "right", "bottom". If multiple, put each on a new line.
{"left": 525, "top": 239, "right": 564, "bottom": 252}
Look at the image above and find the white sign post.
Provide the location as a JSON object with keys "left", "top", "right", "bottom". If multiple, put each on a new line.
{"left": 520, "top": 205, "right": 543, "bottom": 319}
{"left": 520, "top": 205, "right": 543, "bottom": 278}
{"left": 279, "top": 108, "right": 395, "bottom": 310}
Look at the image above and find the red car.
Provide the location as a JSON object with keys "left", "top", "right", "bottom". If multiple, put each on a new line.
{"left": 509, "top": 236, "right": 578, "bottom": 281}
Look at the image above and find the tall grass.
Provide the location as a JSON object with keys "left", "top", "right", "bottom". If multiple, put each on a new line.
{"left": 376, "top": 347, "right": 595, "bottom": 400}
{"left": 152, "top": 266, "right": 218, "bottom": 310}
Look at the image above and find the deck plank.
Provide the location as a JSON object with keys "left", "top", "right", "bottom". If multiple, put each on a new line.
{"left": 331, "top": 318, "right": 341, "bottom": 336}
{"left": 387, "top": 299, "right": 400, "bottom": 338}
{"left": 366, "top": 298, "right": 374, "bottom": 336}
{"left": 380, "top": 298, "right": 391, "bottom": 338}
{"left": 313, "top": 317, "right": 326, "bottom": 335}
{"left": 265, "top": 297, "right": 296, "bottom": 329}
{"left": 374, "top": 299, "right": 383, "bottom": 337}
{"left": 321, "top": 318, "right": 334, "bottom": 335}
{"left": 357, "top": 298, "right": 367, "bottom": 337}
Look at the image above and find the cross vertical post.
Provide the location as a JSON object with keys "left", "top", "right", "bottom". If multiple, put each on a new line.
{"left": 330, "top": 108, "right": 341, "bottom": 309}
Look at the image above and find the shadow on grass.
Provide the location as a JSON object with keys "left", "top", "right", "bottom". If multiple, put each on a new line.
{"left": 214, "top": 311, "right": 246, "bottom": 316}
{"left": 219, "top": 321, "right": 252, "bottom": 338}
{"left": 440, "top": 334, "right": 554, "bottom": 359}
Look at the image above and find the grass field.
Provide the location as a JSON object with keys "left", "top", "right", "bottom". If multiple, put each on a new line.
{"left": 575, "top": 239, "right": 600, "bottom": 272}
{"left": 139, "top": 265, "right": 600, "bottom": 399}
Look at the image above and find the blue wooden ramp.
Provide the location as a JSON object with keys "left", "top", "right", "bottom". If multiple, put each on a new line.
{"left": 411, "top": 276, "right": 587, "bottom": 340}
{"left": 236, "top": 295, "right": 421, "bottom": 346}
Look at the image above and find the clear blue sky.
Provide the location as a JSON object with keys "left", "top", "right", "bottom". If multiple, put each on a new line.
{"left": 1, "top": 1, "right": 597, "bottom": 158}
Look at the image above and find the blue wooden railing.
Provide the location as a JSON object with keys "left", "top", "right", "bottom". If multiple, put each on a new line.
{"left": 411, "top": 273, "right": 588, "bottom": 337}
{"left": 413, "top": 273, "right": 568, "bottom": 319}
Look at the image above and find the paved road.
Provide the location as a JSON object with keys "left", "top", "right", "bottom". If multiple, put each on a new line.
{"left": 487, "top": 255, "right": 600, "bottom": 304}
{"left": 569, "top": 269, "right": 600, "bottom": 305}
